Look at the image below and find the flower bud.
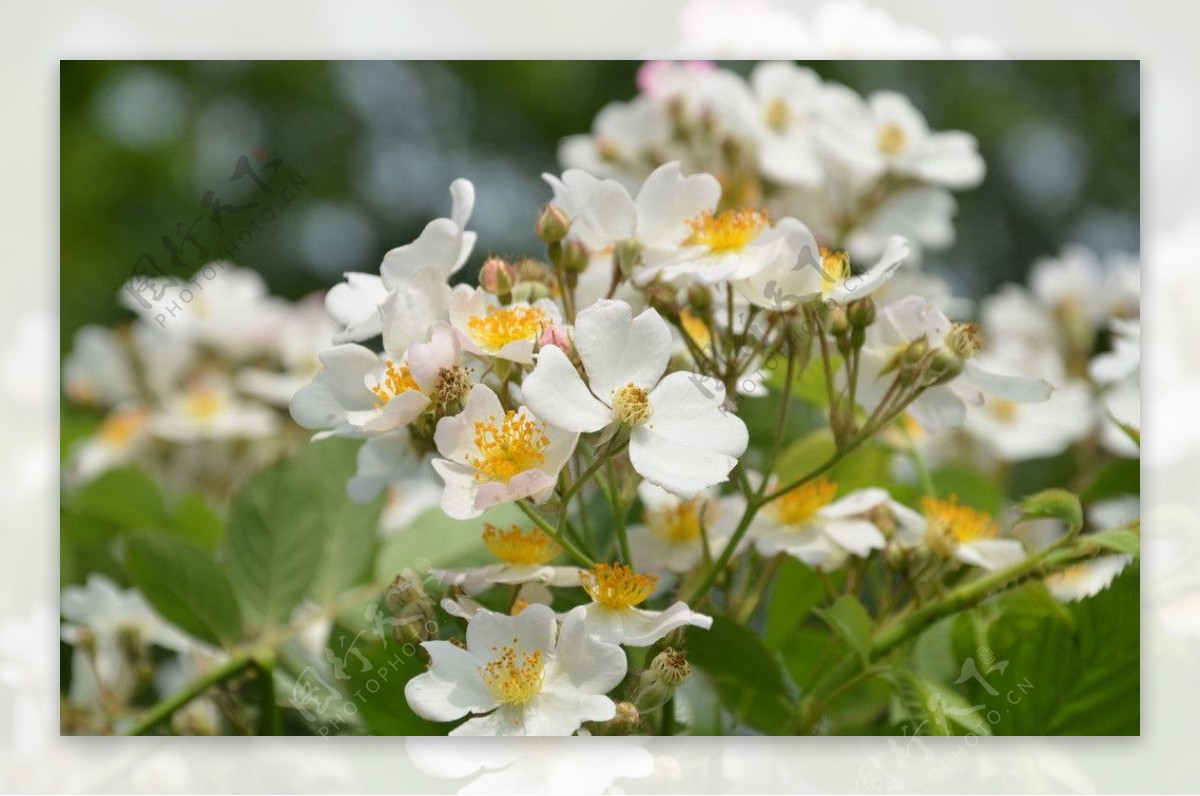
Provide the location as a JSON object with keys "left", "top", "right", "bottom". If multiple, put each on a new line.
{"left": 515, "top": 257, "right": 556, "bottom": 287}
{"left": 615, "top": 239, "right": 642, "bottom": 278}
{"left": 649, "top": 648, "right": 691, "bottom": 687}
{"left": 645, "top": 282, "right": 679, "bottom": 321}
{"left": 923, "top": 347, "right": 965, "bottom": 386}
{"left": 538, "top": 324, "right": 571, "bottom": 354}
{"left": 829, "top": 305, "right": 850, "bottom": 336}
{"left": 560, "top": 239, "right": 589, "bottom": 274}
{"left": 536, "top": 204, "right": 570, "bottom": 243}
{"left": 480, "top": 257, "right": 516, "bottom": 296}
{"left": 601, "top": 701, "right": 641, "bottom": 734}
{"left": 634, "top": 674, "right": 674, "bottom": 713}
{"left": 687, "top": 283, "right": 713, "bottom": 314}
{"left": 1018, "top": 488, "right": 1084, "bottom": 535}
{"left": 847, "top": 297, "right": 876, "bottom": 328}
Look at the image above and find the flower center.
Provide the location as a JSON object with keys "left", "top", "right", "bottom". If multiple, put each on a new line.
{"left": 611, "top": 383, "right": 653, "bottom": 426}
{"left": 819, "top": 247, "right": 851, "bottom": 297}
{"left": 764, "top": 97, "right": 790, "bottom": 130}
{"left": 945, "top": 323, "right": 983, "bottom": 358}
{"left": 371, "top": 360, "right": 419, "bottom": 407}
{"left": 878, "top": 122, "right": 907, "bottom": 155}
{"left": 482, "top": 523, "right": 561, "bottom": 565}
{"left": 469, "top": 411, "right": 551, "bottom": 484}
{"left": 99, "top": 408, "right": 148, "bottom": 447}
{"left": 480, "top": 642, "right": 545, "bottom": 706}
{"left": 183, "top": 389, "right": 225, "bottom": 421}
{"left": 647, "top": 501, "right": 705, "bottom": 542}
{"left": 467, "top": 305, "right": 549, "bottom": 352}
{"left": 920, "top": 496, "right": 997, "bottom": 548}
{"left": 686, "top": 208, "right": 769, "bottom": 254}
{"left": 580, "top": 563, "right": 658, "bottom": 609}
{"left": 989, "top": 399, "right": 1019, "bottom": 423}
{"left": 769, "top": 476, "right": 838, "bottom": 526}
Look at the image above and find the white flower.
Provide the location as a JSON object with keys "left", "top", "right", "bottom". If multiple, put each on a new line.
{"left": 628, "top": 482, "right": 745, "bottom": 573}
{"left": 149, "top": 381, "right": 279, "bottom": 443}
{"left": 404, "top": 604, "right": 625, "bottom": 736}
{"left": 290, "top": 323, "right": 468, "bottom": 440}
{"left": 1030, "top": 245, "right": 1140, "bottom": 337}
{"left": 437, "top": 524, "right": 582, "bottom": 593}
{"left": 892, "top": 496, "right": 1026, "bottom": 571}
{"left": 740, "top": 226, "right": 909, "bottom": 312}
{"left": 817, "top": 90, "right": 984, "bottom": 190}
{"left": 576, "top": 562, "right": 713, "bottom": 646}
{"left": 64, "top": 407, "right": 151, "bottom": 487}
{"left": 62, "top": 326, "right": 138, "bottom": 408}
{"left": 61, "top": 575, "right": 197, "bottom": 706}
{"left": 745, "top": 61, "right": 826, "bottom": 186}
{"left": 750, "top": 479, "right": 889, "bottom": 571}
{"left": 236, "top": 293, "right": 338, "bottom": 408}
{"left": 431, "top": 384, "right": 577, "bottom": 520}
{"left": 521, "top": 300, "right": 748, "bottom": 498}
{"left": 558, "top": 94, "right": 671, "bottom": 186}
{"left": 855, "top": 296, "right": 1053, "bottom": 430}
{"left": 447, "top": 286, "right": 561, "bottom": 365}
{"left": 325, "top": 179, "right": 474, "bottom": 345}
{"left": 545, "top": 161, "right": 720, "bottom": 281}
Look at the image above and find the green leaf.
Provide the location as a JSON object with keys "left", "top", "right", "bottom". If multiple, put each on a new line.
{"left": 223, "top": 458, "right": 325, "bottom": 632}
{"left": 966, "top": 565, "right": 1139, "bottom": 735}
{"left": 375, "top": 503, "right": 526, "bottom": 579}
{"left": 67, "top": 468, "right": 168, "bottom": 531}
{"left": 125, "top": 534, "right": 243, "bottom": 648}
{"left": 299, "top": 439, "right": 384, "bottom": 605}
{"left": 1018, "top": 488, "right": 1083, "bottom": 532}
{"left": 687, "top": 617, "right": 796, "bottom": 734}
{"left": 1084, "top": 525, "right": 1140, "bottom": 557}
{"left": 816, "top": 595, "right": 873, "bottom": 662}
{"left": 930, "top": 467, "right": 1005, "bottom": 515}
{"left": 892, "top": 672, "right": 992, "bottom": 736}
{"left": 764, "top": 558, "right": 826, "bottom": 648}
{"left": 1082, "top": 458, "right": 1140, "bottom": 502}
{"left": 774, "top": 429, "right": 892, "bottom": 493}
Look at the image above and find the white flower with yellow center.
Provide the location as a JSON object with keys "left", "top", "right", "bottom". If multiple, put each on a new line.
{"left": 893, "top": 496, "right": 1026, "bottom": 571}
{"left": 521, "top": 300, "right": 748, "bottom": 498}
{"left": 628, "top": 482, "right": 745, "bottom": 573}
{"left": 438, "top": 524, "right": 583, "bottom": 594}
{"left": 291, "top": 323, "right": 470, "bottom": 440}
{"left": 576, "top": 562, "right": 712, "bottom": 647}
{"left": 149, "top": 381, "right": 279, "bottom": 443}
{"left": 65, "top": 406, "right": 152, "bottom": 487}
{"left": 326, "top": 179, "right": 474, "bottom": 345}
{"left": 405, "top": 604, "right": 625, "bottom": 736}
{"left": 737, "top": 221, "right": 909, "bottom": 312}
{"left": 431, "top": 384, "right": 577, "bottom": 520}
{"left": 448, "top": 285, "right": 561, "bottom": 365}
{"left": 749, "top": 478, "right": 889, "bottom": 571}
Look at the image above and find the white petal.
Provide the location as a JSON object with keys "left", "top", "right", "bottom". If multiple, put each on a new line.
{"left": 326, "top": 273, "right": 386, "bottom": 343}
{"left": 574, "top": 301, "right": 672, "bottom": 400}
{"left": 819, "top": 488, "right": 890, "bottom": 519}
{"left": 467, "top": 604, "right": 557, "bottom": 658}
{"left": 560, "top": 169, "right": 637, "bottom": 249}
{"left": 1046, "top": 555, "right": 1133, "bottom": 602}
{"left": 955, "top": 539, "right": 1026, "bottom": 571}
{"left": 474, "top": 469, "right": 557, "bottom": 512}
{"left": 380, "top": 266, "right": 451, "bottom": 356}
{"left": 380, "top": 218, "right": 463, "bottom": 286}
{"left": 521, "top": 345, "right": 613, "bottom": 433}
{"left": 404, "top": 640, "right": 494, "bottom": 722}
{"left": 629, "top": 372, "right": 748, "bottom": 497}
{"left": 451, "top": 707, "right": 525, "bottom": 736}
{"left": 408, "top": 323, "right": 461, "bottom": 392}
{"left": 431, "top": 459, "right": 481, "bottom": 520}
{"left": 434, "top": 384, "right": 503, "bottom": 464}
{"left": 449, "top": 178, "right": 475, "bottom": 231}
{"left": 552, "top": 606, "right": 627, "bottom": 694}
{"left": 828, "top": 235, "right": 910, "bottom": 303}
{"left": 633, "top": 162, "right": 720, "bottom": 247}
{"left": 822, "top": 519, "right": 886, "bottom": 557}
{"left": 908, "top": 386, "right": 967, "bottom": 430}
{"left": 615, "top": 602, "right": 713, "bottom": 647}
{"left": 966, "top": 361, "right": 1053, "bottom": 403}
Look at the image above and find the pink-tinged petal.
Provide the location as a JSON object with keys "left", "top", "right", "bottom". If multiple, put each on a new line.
{"left": 408, "top": 323, "right": 461, "bottom": 392}
{"left": 404, "top": 640, "right": 494, "bottom": 722}
{"left": 522, "top": 345, "right": 613, "bottom": 433}
{"left": 956, "top": 539, "right": 1026, "bottom": 571}
{"left": 966, "top": 361, "right": 1053, "bottom": 403}
{"left": 473, "top": 468, "right": 557, "bottom": 512}
{"left": 574, "top": 301, "right": 672, "bottom": 400}
{"left": 634, "top": 162, "right": 720, "bottom": 247}
{"left": 822, "top": 519, "right": 886, "bottom": 557}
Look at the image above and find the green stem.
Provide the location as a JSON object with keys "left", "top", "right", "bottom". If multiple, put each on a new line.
{"left": 517, "top": 500, "right": 594, "bottom": 567}
{"left": 254, "top": 655, "right": 281, "bottom": 736}
{"left": 606, "top": 460, "right": 633, "bottom": 566}
{"left": 126, "top": 654, "right": 253, "bottom": 736}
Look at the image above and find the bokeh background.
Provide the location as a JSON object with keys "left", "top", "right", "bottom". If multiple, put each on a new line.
{"left": 60, "top": 60, "right": 1139, "bottom": 353}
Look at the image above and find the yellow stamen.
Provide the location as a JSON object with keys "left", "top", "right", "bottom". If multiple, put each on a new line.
{"left": 769, "top": 476, "right": 838, "bottom": 527}
{"left": 611, "top": 383, "right": 653, "bottom": 426}
{"left": 920, "top": 495, "right": 997, "bottom": 544}
{"left": 183, "top": 389, "right": 224, "bottom": 421}
{"left": 647, "top": 500, "right": 705, "bottom": 542}
{"left": 686, "top": 208, "right": 769, "bottom": 254}
{"left": 764, "top": 97, "right": 790, "bottom": 130}
{"left": 679, "top": 308, "right": 712, "bottom": 350}
{"left": 469, "top": 411, "right": 550, "bottom": 484}
{"left": 819, "top": 246, "right": 851, "bottom": 298}
{"left": 98, "top": 408, "right": 148, "bottom": 447}
{"left": 878, "top": 122, "right": 907, "bottom": 155}
{"left": 482, "top": 524, "right": 561, "bottom": 566}
{"left": 371, "top": 360, "right": 419, "bottom": 407}
{"left": 467, "top": 305, "right": 549, "bottom": 352}
{"left": 480, "top": 641, "right": 544, "bottom": 706}
{"left": 580, "top": 563, "right": 657, "bottom": 609}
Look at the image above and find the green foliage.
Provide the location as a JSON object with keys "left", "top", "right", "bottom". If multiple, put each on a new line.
{"left": 324, "top": 623, "right": 441, "bottom": 736}
{"left": 816, "top": 595, "right": 874, "bottom": 663}
{"left": 125, "top": 534, "right": 243, "bottom": 648}
{"left": 687, "top": 617, "right": 797, "bottom": 734}
{"left": 764, "top": 559, "right": 826, "bottom": 648}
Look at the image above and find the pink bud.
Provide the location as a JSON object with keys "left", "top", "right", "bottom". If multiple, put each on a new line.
{"left": 538, "top": 324, "right": 571, "bottom": 353}
{"left": 636, "top": 60, "right": 717, "bottom": 98}
{"left": 480, "top": 257, "right": 516, "bottom": 295}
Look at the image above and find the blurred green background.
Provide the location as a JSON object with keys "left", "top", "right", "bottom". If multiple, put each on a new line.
{"left": 60, "top": 60, "right": 1139, "bottom": 352}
